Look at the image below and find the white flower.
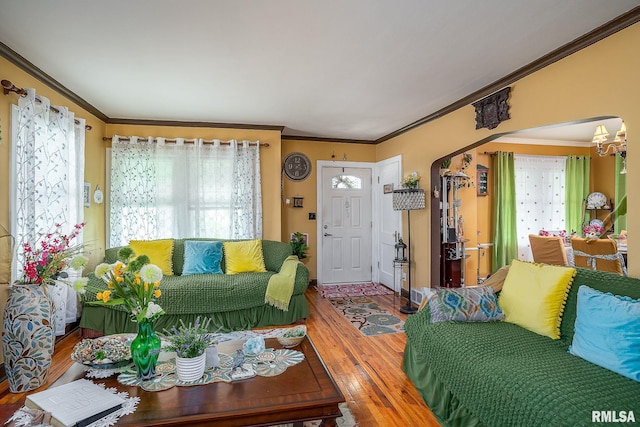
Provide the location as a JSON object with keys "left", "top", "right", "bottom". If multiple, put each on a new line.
{"left": 145, "top": 301, "right": 164, "bottom": 319}
{"left": 70, "top": 255, "right": 89, "bottom": 271}
{"left": 94, "top": 263, "right": 111, "bottom": 278}
{"left": 73, "top": 277, "right": 88, "bottom": 294}
{"left": 140, "top": 264, "right": 163, "bottom": 283}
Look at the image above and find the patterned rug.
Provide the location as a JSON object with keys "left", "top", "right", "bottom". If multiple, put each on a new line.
{"left": 277, "top": 402, "right": 358, "bottom": 427}
{"left": 318, "top": 282, "right": 394, "bottom": 298}
{"left": 328, "top": 296, "right": 404, "bottom": 336}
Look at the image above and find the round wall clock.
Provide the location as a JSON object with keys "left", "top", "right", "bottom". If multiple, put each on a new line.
{"left": 283, "top": 152, "right": 311, "bottom": 181}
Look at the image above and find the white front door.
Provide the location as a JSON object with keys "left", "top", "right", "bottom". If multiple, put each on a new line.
{"left": 320, "top": 166, "right": 372, "bottom": 284}
{"left": 374, "top": 156, "right": 402, "bottom": 290}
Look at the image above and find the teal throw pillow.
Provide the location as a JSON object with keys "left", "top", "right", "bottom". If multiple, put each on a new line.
{"left": 182, "top": 240, "right": 223, "bottom": 276}
{"left": 569, "top": 285, "right": 640, "bottom": 382}
{"left": 426, "top": 287, "right": 504, "bottom": 323}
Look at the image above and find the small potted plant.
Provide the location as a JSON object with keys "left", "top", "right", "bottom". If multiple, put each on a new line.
{"left": 163, "top": 317, "right": 217, "bottom": 382}
{"left": 290, "top": 232, "right": 308, "bottom": 260}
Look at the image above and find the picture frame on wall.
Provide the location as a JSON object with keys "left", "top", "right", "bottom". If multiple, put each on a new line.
{"left": 383, "top": 183, "right": 394, "bottom": 194}
{"left": 83, "top": 182, "right": 91, "bottom": 207}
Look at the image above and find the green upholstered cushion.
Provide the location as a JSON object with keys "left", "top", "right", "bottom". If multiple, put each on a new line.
{"left": 403, "top": 267, "right": 640, "bottom": 427}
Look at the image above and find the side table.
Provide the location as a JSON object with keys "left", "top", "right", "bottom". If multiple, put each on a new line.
{"left": 393, "top": 259, "right": 408, "bottom": 310}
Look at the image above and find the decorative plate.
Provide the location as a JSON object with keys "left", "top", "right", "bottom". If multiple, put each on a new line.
{"left": 586, "top": 192, "right": 607, "bottom": 209}
{"left": 589, "top": 219, "right": 604, "bottom": 229}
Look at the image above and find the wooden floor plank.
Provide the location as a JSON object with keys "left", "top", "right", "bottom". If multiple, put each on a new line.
{"left": 0, "top": 287, "right": 441, "bottom": 426}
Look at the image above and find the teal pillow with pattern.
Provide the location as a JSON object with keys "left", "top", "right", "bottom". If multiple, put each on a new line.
{"left": 426, "top": 287, "right": 505, "bottom": 323}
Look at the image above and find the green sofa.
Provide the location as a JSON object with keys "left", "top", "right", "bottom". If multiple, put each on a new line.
{"left": 79, "top": 239, "right": 310, "bottom": 336}
{"left": 403, "top": 268, "right": 640, "bottom": 427}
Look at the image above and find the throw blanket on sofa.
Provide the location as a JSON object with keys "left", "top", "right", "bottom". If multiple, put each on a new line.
{"left": 265, "top": 255, "right": 299, "bottom": 311}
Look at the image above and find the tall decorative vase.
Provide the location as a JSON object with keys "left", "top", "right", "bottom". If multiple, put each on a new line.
{"left": 130, "top": 318, "right": 161, "bottom": 380}
{"left": 2, "top": 283, "right": 55, "bottom": 393}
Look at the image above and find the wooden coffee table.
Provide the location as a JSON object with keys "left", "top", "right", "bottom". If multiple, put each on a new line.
{"left": 52, "top": 336, "right": 345, "bottom": 426}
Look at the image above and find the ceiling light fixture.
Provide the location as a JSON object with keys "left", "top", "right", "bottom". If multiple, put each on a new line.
{"left": 592, "top": 122, "right": 627, "bottom": 174}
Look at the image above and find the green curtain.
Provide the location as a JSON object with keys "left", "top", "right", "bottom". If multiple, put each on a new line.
{"left": 614, "top": 153, "right": 627, "bottom": 232}
{"left": 565, "top": 155, "right": 590, "bottom": 235}
{"left": 491, "top": 152, "right": 518, "bottom": 272}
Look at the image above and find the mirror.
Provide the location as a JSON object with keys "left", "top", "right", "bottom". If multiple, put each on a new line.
{"left": 431, "top": 117, "right": 627, "bottom": 287}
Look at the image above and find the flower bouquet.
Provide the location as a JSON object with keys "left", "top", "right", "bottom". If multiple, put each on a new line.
{"left": 401, "top": 172, "right": 421, "bottom": 189}
{"left": 79, "top": 246, "right": 166, "bottom": 380}
{"left": 583, "top": 224, "right": 605, "bottom": 240}
{"left": 20, "top": 222, "right": 87, "bottom": 286}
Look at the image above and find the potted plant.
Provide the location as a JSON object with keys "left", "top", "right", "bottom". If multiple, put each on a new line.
{"left": 290, "top": 232, "right": 308, "bottom": 259}
{"left": 163, "top": 317, "right": 217, "bottom": 382}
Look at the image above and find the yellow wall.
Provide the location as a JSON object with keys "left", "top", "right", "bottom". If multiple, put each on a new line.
{"left": 377, "top": 22, "right": 640, "bottom": 288}
{"left": 281, "top": 139, "right": 377, "bottom": 279}
{"left": 105, "top": 124, "right": 283, "bottom": 242}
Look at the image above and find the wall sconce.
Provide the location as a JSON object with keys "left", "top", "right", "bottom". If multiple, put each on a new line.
{"left": 293, "top": 196, "right": 304, "bottom": 208}
{"left": 592, "top": 122, "right": 627, "bottom": 174}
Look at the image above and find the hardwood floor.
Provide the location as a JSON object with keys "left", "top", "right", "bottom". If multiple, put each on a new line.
{"left": 0, "top": 286, "right": 441, "bottom": 426}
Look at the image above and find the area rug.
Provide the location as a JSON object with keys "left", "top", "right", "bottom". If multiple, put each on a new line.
{"left": 318, "top": 282, "right": 394, "bottom": 298}
{"left": 277, "top": 402, "right": 358, "bottom": 427}
{"left": 328, "top": 296, "right": 404, "bottom": 336}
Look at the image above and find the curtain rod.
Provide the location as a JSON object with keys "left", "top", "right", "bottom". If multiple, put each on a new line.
{"left": 1, "top": 79, "right": 92, "bottom": 131}
{"left": 102, "top": 136, "right": 269, "bottom": 148}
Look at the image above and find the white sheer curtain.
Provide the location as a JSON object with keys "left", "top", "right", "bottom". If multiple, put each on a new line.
{"left": 109, "top": 136, "right": 262, "bottom": 247}
{"left": 514, "top": 154, "right": 566, "bottom": 261}
{"left": 11, "top": 89, "right": 85, "bottom": 335}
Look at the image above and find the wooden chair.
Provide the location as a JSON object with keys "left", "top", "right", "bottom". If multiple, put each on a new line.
{"left": 528, "top": 234, "right": 569, "bottom": 266}
{"left": 570, "top": 237, "right": 627, "bottom": 276}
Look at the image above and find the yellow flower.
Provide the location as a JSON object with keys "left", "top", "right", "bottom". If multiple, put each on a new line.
{"left": 96, "top": 291, "right": 103, "bottom": 300}
{"left": 113, "top": 262, "right": 124, "bottom": 277}
{"left": 154, "top": 282, "right": 160, "bottom": 288}
{"left": 154, "top": 289, "right": 161, "bottom": 298}
{"left": 116, "top": 276, "right": 124, "bottom": 283}
{"left": 107, "top": 282, "right": 115, "bottom": 289}
{"left": 134, "top": 273, "right": 141, "bottom": 285}
{"left": 101, "top": 290, "right": 111, "bottom": 302}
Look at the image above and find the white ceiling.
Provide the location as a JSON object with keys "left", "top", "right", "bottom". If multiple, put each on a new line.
{"left": 0, "top": 1, "right": 638, "bottom": 141}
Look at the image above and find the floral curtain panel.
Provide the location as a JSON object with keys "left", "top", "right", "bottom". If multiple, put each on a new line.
{"left": 109, "top": 136, "right": 262, "bottom": 247}
{"left": 11, "top": 88, "right": 85, "bottom": 281}
{"left": 514, "top": 154, "right": 566, "bottom": 261}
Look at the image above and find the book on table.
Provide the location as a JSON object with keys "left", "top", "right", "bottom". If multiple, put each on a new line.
{"left": 25, "top": 378, "right": 125, "bottom": 427}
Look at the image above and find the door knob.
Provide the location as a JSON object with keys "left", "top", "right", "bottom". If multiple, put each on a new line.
{"left": 324, "top": 232, "right": 333, "bottom": 237}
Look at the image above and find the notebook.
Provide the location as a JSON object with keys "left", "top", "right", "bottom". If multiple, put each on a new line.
{"left": 25, "top": 379, "right": 125, "bottom": 427}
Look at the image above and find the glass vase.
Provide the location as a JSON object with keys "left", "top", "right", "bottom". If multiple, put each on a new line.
{"left": 130, "top": 318, "right": 161, "bottom": 380}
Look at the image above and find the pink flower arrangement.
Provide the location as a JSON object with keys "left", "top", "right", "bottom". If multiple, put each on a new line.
{"left": 21, "top": 223, "right": 87, "bottom": 286}
{"left": 582, "top": 224, "right": 605, "bottom": 239}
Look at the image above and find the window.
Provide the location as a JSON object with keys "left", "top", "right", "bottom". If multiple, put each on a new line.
{"left": 514, "top": 155, "right": 566, "bottom": 261}
{"left": 331, "top": 175, "right": 363, "bottom": 189}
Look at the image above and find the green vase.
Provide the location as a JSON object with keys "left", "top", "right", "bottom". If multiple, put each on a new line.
{"left": 130, "top": 319, "right": 161, "bottom": 380}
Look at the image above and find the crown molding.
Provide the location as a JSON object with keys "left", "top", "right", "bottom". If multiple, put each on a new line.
{"left": 281, "top": 134, "right": 376, "bottom": 145}
{"left": 375, "top": 6, "right": 640, "bottom": 144}
{"left": 0, "top": 41, "right": 109, "bottom": 121}
{"left": 2, "top": 6, "right": 639, "bottom": 143}
{"left": 106, "top": 117, "right": 284, "bottom": 132}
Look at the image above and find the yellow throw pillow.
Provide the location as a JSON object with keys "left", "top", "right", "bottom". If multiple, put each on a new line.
{"left": 129, "top": 239, "right": 174, "bottom": 276}
{"left": 498, "top": 259, "right": 575, "bottom": 339}
{"left": 224, "top": 239, "right": 267, "bottom": 274}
